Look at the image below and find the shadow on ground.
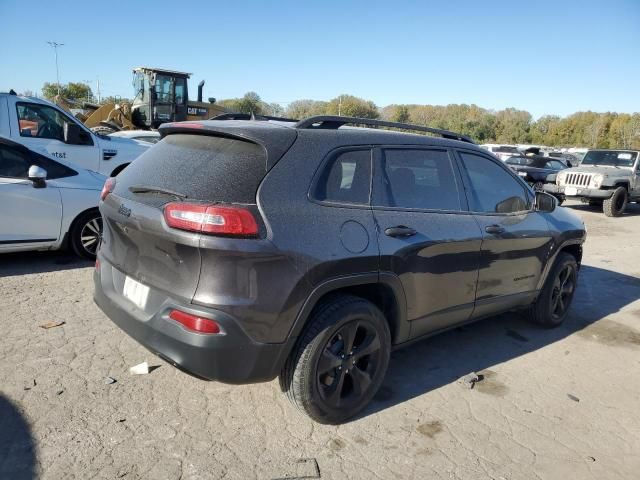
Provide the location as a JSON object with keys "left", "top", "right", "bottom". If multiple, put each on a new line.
{"left": 361, "top": 265, "right": 640, "bottom": 419}
{"left": 0, "top": 251, "right": 92, "bottom": 277}
{"left": 564, "top": 201, "right": 640, "bottom": 216}
{"left": 0, "top": 395, "right": 36, "bottom": 480}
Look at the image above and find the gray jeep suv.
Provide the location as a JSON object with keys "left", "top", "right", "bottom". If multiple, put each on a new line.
{"left": 545, "top": 149, "right": 640, "bottom": 216}
{"left": 94, "top": 115, "right": 586, "bottom": 423}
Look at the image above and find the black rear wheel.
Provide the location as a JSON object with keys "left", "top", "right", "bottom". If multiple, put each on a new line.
{"left": 280, "top": 295, "right": 391, "bottom": 424}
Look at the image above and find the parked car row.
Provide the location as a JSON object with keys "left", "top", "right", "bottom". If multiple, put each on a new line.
{"left": 4, "top": 102, "right": 638, "bottom": 422}
{"left": 0, "top": 136, "right": 104, "bottom": 258}
{"left": 0, "top": 91, "right": 154, "bottom": 258}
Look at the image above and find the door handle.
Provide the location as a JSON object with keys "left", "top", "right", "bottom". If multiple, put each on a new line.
{"left": 384, "top": 226, "right": 417, "bottom": 237}
{"left": 485, "top": 225, "right": 505, "bottom": 235}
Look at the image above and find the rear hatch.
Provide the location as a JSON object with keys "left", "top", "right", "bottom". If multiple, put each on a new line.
{"left": 99, "top": 130, "right": 284, "bottom": 304}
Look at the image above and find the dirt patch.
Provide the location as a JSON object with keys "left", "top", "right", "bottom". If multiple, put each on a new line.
{"left": 328, "top": 438, "right": 346, "bottom": 451}
{"left": 578, "top": 320, "right": 640, "bottom": 348}
{"left": 474, "top": 370, "right": 509, "bottom": 397}
{"left": 353, "top": 436, "right": 369, "bottom": 446}
{"left": 417, "top": 421, "right": 443, "bottom": 438}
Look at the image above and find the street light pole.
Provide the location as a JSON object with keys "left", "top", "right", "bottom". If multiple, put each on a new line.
{"left": 47, "top": 41, "right": 64, "bottom": 96}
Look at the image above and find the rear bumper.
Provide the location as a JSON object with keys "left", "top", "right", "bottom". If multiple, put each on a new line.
{"left": 93, "top": 260, "right": 294, "bottom": 384}
{"left": 543, "top": 184, "right": 613, "bottom": 199}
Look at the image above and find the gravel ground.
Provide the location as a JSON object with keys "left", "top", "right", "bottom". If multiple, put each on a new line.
{"left": 1, "top": 201, "right": 639, "bottom": 480}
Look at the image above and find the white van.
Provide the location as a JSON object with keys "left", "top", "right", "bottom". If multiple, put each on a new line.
{"left": 0, "top": 91, "right": 150, "bottom": 177}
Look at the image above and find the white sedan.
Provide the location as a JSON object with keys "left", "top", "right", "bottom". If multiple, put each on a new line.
{"left": 109, "top": 130, "right": 160, "bottom": 144}
{"left": 0, "top": 137, "right": 105, "bottom": 258}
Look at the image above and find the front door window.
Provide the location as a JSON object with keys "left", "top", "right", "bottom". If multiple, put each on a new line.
{"left": 17, "top": 104, "right": 66, "bottom": 141}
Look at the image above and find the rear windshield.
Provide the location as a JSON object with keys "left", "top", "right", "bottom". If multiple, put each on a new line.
{"left": 494, "top": 146, "right": 519, "bottom": 153}
{"left": 113, "top": 134, "right": 267, "bottom": 204}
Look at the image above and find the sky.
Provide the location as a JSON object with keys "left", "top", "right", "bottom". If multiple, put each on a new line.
{"left": 1, "top": 0, "right": 638, "bottom": 118}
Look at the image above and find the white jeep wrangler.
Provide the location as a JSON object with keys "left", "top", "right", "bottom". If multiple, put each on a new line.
{"left": 545, "top": 149, "right": 640, "bottom": 217}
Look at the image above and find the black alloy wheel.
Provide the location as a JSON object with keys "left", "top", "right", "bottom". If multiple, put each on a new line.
{"left": 550, "top": 263, "right": 576, "bottom": 320}
{"left": 317, "top": 320, "right": 383, "bottom": 409}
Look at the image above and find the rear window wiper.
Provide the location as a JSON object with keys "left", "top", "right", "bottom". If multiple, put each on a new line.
{"left": 128, "top": 185, "right": 187, "bottom": 199}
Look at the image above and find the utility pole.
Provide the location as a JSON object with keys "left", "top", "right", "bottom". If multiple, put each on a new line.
{"left": 82, "top": 79, "right": 92, "bottom": 102}
{"left": 338, "top": 95, "right": 342, "bottom": 116}
{"left": 47, "top": 41, "right": 64, "bottom": 95}
{"left": 96, "top": 78, "right": 101, "bottom": 103}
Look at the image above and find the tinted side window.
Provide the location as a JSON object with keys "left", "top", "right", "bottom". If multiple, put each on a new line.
{"left": 0, "top": 146, "right": 77, "bottom": 180}
{"left": 379, "top": 149, "right": 461, "bottom": 211}
{"left": 33, "top": 153, "right": 78, "bottom": 179}
{"left": 0, "top": 146, "right": 30, "bottom": 178}
{"left": 459, "top": 152, "right": 530, "bottom": 214}
{"left": 314, "top": 149, "right": 371, "bottom": 205}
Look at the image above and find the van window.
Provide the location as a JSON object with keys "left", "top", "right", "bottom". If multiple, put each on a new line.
{"left": 17, "top": 103, "right": 67, "bottom": 141}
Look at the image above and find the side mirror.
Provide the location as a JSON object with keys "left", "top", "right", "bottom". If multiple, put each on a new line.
{"left": 64, "top": 122, "right": 92, "bottom": 145}
{"left": 535, "top": 191, "right": 556, "bottom": 213}
{"left": 28, "top": 165, "right": 47, "bottom": 188}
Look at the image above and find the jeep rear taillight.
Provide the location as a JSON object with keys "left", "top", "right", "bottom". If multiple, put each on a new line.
{"left": 163, "top": 202, "right": 258, "bottom": 237}
{"left": 100, "top": 177, "right": 116, "bottom": 201}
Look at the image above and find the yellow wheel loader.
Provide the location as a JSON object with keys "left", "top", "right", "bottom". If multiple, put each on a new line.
{"left": 58, "top": 67, "right": 226, "bottom": 134}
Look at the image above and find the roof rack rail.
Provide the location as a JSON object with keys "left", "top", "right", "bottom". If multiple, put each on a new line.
{"left": 294, "top": 115, "right": 474, "bottom": 143}
{"left": 210, "top": 112, "right": 299, "bottom": 122}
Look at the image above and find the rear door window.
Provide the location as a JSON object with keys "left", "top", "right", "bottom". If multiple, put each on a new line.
{"left": 313, "top": 149, "right": 372, "bottom": 205}
{"left": 375, "top": 148, "right": 462, "bottom": 211}
{"left": 113, "top": 134, "right": 267, "bottom": 205}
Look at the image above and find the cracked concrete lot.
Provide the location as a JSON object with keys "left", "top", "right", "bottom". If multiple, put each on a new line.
{"left": 1, "top": 200, "right": 640, "bottom": 480}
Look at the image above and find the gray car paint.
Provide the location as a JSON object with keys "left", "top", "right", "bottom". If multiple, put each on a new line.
{"left": 94, "top": 120, "right": 586, "bottom": 383}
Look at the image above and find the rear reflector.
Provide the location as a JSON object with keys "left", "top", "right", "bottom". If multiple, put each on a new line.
{"left": 100, "top": 177, "right": 116, "bottom": 201}
{"left": 169, "top": 310, "right": 221, "bottom": 334}
{"left": 164, "top": 202, "right": 258, "bottom": 236}
{"left": 95, "top": 258, "right": 100, "bottom": 272}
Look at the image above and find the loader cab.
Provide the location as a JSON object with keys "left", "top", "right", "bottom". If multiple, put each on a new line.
{"left": 131, "top": 67, "right": 189, "bottom": 129}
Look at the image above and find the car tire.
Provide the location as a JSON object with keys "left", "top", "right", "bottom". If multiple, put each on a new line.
{"left": 527, "top": 252, "right": 578, "bottom": 328}
{"left": 603, "top": 187, "right": 628, "bottom": 217}
{"left": 279, "top": 294, "right": 391, "bottom": 424}
{"left": 70, "top": 209, "right": 103, "bottom": 259}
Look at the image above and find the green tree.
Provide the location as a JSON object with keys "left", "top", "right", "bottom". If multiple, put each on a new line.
{"left": 285, "top": 99, "right": 328, "bottom": 119}
{"left": 392, "top": 105, "right": 410, "bottom": 123}
{"left": 326, "top": 94, "right": 379, "bottom": 119}
{"left": 494, "top": 108, "right": 532, "bottom": 144}
{"left": 218, "top": 91, "right": 265, "bottom": 115}
{"left": 42, "top": 82, "right": 93, "bottom": 101}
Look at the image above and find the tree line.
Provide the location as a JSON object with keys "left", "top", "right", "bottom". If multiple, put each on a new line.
{"left": 35, "top": 83, "right": 640, "bottom": 149}
{"left": 224, "top": 92, "right": 640, "bottom": 149}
